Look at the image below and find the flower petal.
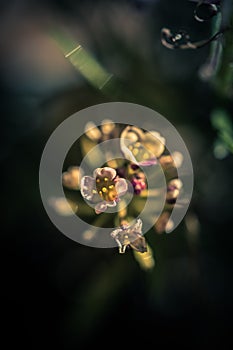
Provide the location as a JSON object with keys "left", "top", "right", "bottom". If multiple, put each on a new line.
{"left": 95, "top": 201, "right": 108, "bottom": 214}
{"left": 132, "top": 218, "right": 143, "bottom": 234}
{"left": 120, "top": 126, "right": 144, "bottom": 143}
{"left": 80, "top": 176, "right": 95, "bottom": 201}
{"left": 115, "top": 178, "right": 128, "bottom": 197}
{"left": 120, "top": 143, "right": 138, "bottom": 164}
{"left": 144, "top": 131, "right": 165, "bottom": 158}
{"left": 93, "top": 167, "right": 117, "bottom": 180}
{"left": 110, "top": 227, "right": 124, "bottom": 239}
{"left": 138, "top": 158, "right": 157, "bottom": 166}
{"left": 106, "top": 201, "right": 117, "bottom": 208}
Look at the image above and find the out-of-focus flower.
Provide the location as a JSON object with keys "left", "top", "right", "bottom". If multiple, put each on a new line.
{"left": 82, "top": 229, "right": 96, "bottom": 242}
{"left": 120, "top": 126, "right": 165, "bottom": 166}
{"left": 62, "top": 166, "right": 83, "bottom": 190}
{"left": 84, "top": 119, "right": 116, "bottom": 142}
{"left": 154, "top": 211, "right": 174, "bottom": 234}
{"left": 48, "top": 197, "right": 78, "bottom": 216}
{"left": 166, "top": 178, "right": 182, "bottom": 204}
{"left": 159, "top": 151, "right": 183, "bottom": 170}
{"left": 80, "top": 167, "right": 128, "bottom": 214}
{"left": 110, "top": 218, "right": 147, "bottom": 254}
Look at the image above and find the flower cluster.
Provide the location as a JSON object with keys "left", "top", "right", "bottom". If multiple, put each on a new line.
{"left": 61, "top": 121, "right": 183, "bottom": 268}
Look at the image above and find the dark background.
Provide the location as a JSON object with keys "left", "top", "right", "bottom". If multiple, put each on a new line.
{"left": 1, "top": 0, "right": 233, "bottom": 348}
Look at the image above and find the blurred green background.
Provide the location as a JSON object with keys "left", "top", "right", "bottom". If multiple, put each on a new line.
{"left": 1, "top": 0, "right": 233, "bottom": 348}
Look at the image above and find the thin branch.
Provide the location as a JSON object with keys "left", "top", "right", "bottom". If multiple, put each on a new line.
{"left": 161, "top": 27, "right": 229, "bottom": 50}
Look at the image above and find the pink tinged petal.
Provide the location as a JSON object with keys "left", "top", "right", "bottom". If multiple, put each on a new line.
{"left": 168, "top": 178, "right": 182, "bottom": 191}
{"left": 101, "top": 167, "right": 117, "bottom": 180}
{"left": 138, "top": 158, "right": 158, "bottom": 166}
{"left": 95, "top": 201, "right": 108, "bottom": 214}
{"left": 93, "top": 168, "right": 101, "bottom": 178}
{"left": 93, "top": 167, "right": 117, "bottom": 180}
{"left": 115, "top": 178, "right": 128, "bottom": 197}
{"left": 80, "top": 176, "right": 95, "bottom": 201}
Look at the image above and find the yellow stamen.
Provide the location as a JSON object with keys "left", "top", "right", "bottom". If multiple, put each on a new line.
{"left": 102, "top": 187, "right": 108, "bottom": 193}
{"left": 104, "top": 177, "right": 108, "bottom": 182}
{"left": 108, "top": 185, "right": 114, "bottom": 189}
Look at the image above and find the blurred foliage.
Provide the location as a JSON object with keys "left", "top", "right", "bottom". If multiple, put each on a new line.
{"left": 211, "top": 108, "right": 233, "bottom": 157}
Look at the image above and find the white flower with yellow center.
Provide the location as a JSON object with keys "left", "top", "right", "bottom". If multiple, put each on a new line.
{"left": 80, "top": 167, "right": 128, "bottom": 214}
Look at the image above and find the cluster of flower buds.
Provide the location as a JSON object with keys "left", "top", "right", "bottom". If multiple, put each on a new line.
{"left": 131, "top": 172, "right": 147, "bottom": 195}
{"left": 60, "top": 121, "right": 183, "bottom": 266}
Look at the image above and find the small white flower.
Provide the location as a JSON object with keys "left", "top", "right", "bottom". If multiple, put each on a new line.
{"left": 111, "top": 218, "right": 147, "bottom": 254}
{"left": 80, "top": 167, "right": 128, "bottom": 214}
{"left": 120, "top": 126, "right": 165, "bottom": 166}
{"left": 62, "top": 166, "right": 83, "bottom": 190}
